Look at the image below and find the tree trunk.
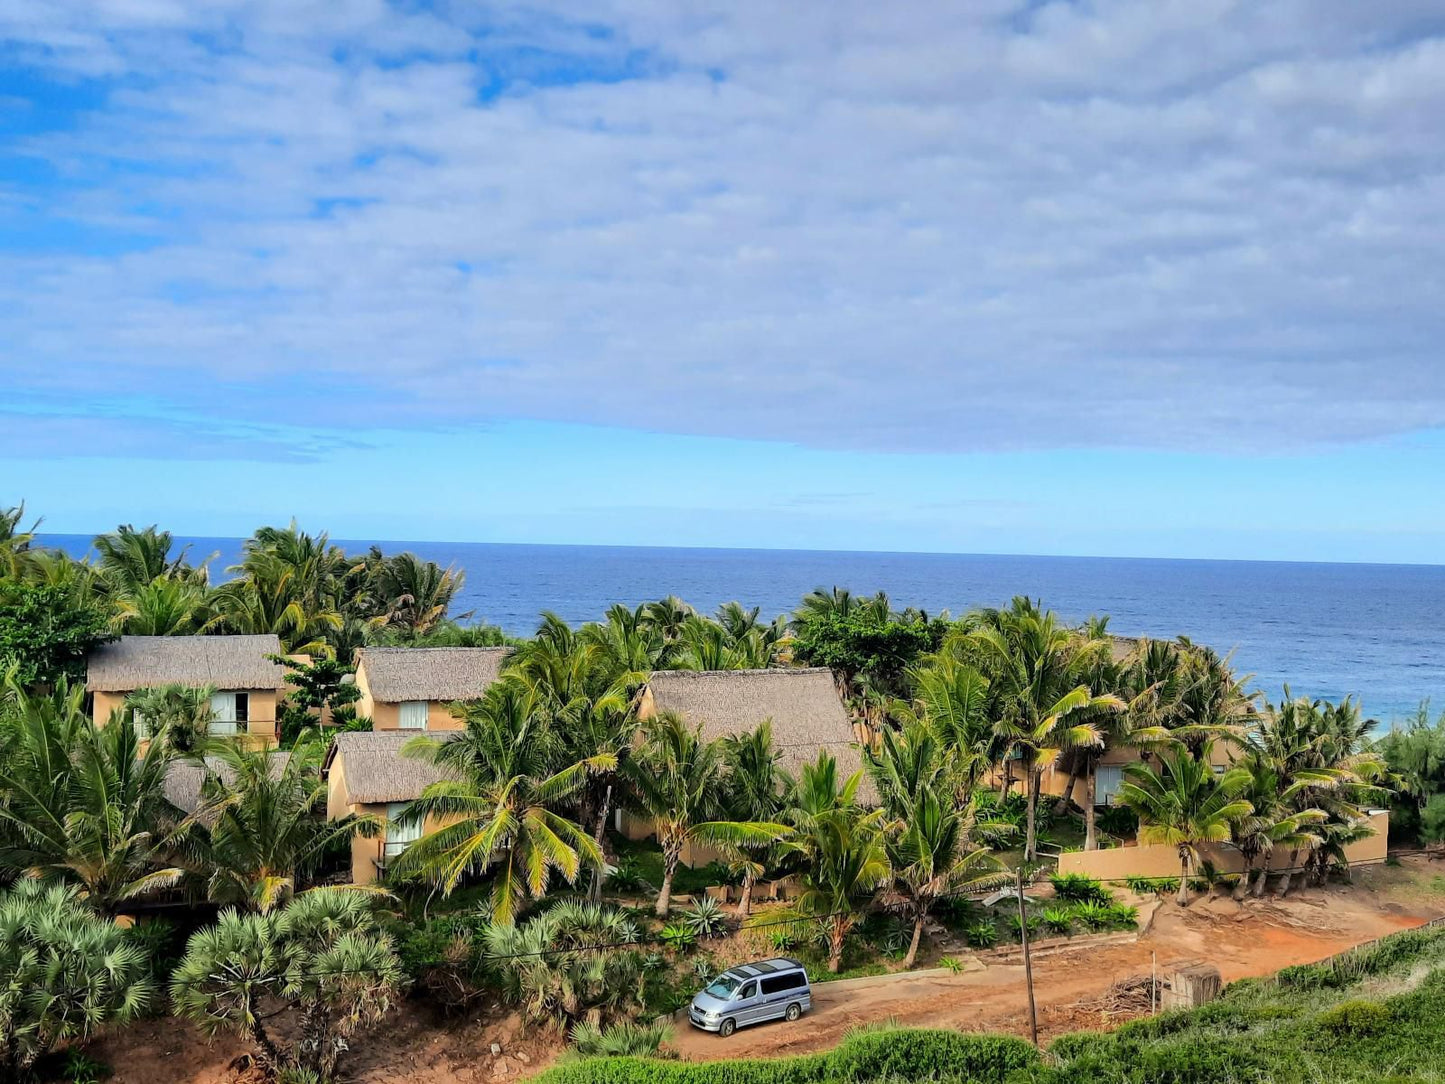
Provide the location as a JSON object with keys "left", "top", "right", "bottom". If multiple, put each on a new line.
{"left": 1054, "top": 759, "right": 1083, "bottom": 816}
{"left": 1277, "top": 849, "right": 1299, "bottom": 898}
{"left": 1251, "top": 866, "right": 1268, "bottom": 898}
{"left": 247, "top": 1010, "right": 285, "bottom": 1078}
{"left": 1002, "top": 758, "right": 1012, "bottom": 797}
{"left": 736, "top": 869, "right": 755, "bottom": 918}
{"left": 828, "top": 922, "right": 845, "bottom": 973}
{"left": 656, "top": 846, "right": 679, "bottom": 917}
{"left": 1024, "top": 768, "right": 1041, "bottom": 861}
{"left": 589, "top": 784, "right": 613, "bottom": 903}
{"left": 1176, "top": 850, "right": 1191, "bottom": 907}
{"left": 904, "top": 914, "right": 924, "bottom": 969}
{"left": 1233, "top": 856, "right": 1252, "bottom": 902}
{"left": 1083, "top": 764, "right": 1098, "bottom": 851}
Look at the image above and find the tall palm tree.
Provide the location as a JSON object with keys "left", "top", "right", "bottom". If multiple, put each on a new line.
{"left": 894, "top": 654, "right": 993, "bottom": 802}
{"left": 719, "top": 722, "right": 789, "bottom": 917}
{"left": 1117, "top": 746, "right": 1253, "bottom": 906}
{"left": 621, "top": 713, "right": 788, "bottom": 916}
{"left": 365, "top": 552, "right": 465, "bottom": 636}
{"left": 0, "top": 677, "right": 192, "bottom": 914}
{"left": 0, "top": 503, "right": 40, "bottom": 580}
{"left": 111, "top": 576, "right": 212, "bottom": 636}
{"left": 1230, "top": 751, "right": 1328, "bottom": 900}
{"left": 92, "top": 524, "right": 209, "bottom": 596}
{"left": 391, "top": 676, "right": 607, "bottom": 923}
{"left": 194, "top": 737, "right": 379, "bottom": 912}
{"left": 960, "top": 602, "right": 1125, "bottom": 859}
{"left": 791, "top": 587, "right": 892, "bottom": 630}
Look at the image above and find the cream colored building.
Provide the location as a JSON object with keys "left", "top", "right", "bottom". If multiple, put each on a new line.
{"left": 86, "top": 634, "right": 289, "bottom": 745}
{"left": 352, "top": 646, "right": 508, "bottom": 731}
{"left": 323, "top": 730, "right": 456, "bottom": 884}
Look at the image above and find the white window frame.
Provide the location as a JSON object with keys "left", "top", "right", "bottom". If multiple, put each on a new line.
{"left": 1095, "top": 765, "right": 1125, "bottom": 807}
{"left": 398, "top": 700, "right": 429, "bottom": 730}
{"left": 132, "top": 709, "right": 151, "bottom": 741}
{"left": 385, "top": 802, "right": 422, "bottom": 857}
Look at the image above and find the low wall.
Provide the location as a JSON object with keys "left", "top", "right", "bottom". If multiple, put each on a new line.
{"left": 1057, "top": 810, "right": 1389, "bottom": 880}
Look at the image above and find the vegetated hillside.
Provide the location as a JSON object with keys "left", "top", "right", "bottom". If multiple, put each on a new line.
{"left": 538, "top": 922, "right": 1445, "bottom": 1084}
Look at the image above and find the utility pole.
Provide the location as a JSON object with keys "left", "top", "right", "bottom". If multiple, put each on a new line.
{"left": 1016, "top": 865, "right": 1038, "bottom": 1047}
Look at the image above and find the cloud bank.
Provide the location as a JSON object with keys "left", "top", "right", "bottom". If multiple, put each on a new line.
{"left": 3, "top": 0, "right": 1445, "bottom": 458}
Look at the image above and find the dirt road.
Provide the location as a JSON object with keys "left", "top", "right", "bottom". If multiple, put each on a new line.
{"left": 673, "top": 862, "right": 1443, "bottom": 1060}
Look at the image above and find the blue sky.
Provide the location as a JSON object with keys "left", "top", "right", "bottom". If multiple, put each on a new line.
{"left": 4, "top": 2, "right": 1445, "bottom": 561}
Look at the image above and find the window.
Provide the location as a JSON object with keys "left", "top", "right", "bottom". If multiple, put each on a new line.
{"left": 1095, "top": 765, "right": 1125, "bottom": 806}
{"left": 132, "top": 709, "right": 150, "bottom": 741}
{"left": 399, "top": 700, "right": 429, "bottom": 730}
{"left": 384, "top": 802, "right": 422, "bottom": 857}
{"left": 761, "top": 973, "right": 805, "bottom": 995}
{"left": 738, "top": 981, "right": 757, "bottom": 1000}
{"left": 209, "top": 692, "right": 238, "bottom": 735}
{"left": 1213, "top": 764, "right": 1227, "bottom": 776}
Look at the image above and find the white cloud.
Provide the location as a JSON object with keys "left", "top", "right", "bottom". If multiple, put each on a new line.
{"left": 3, "top": 0, "right": 1445, "bottom": 456}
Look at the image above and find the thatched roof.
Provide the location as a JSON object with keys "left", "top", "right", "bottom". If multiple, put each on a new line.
{"left": 645, "top": 668, "right": 870, "bottom": 791}
{"left": 87, "top": 635, "right": 286, "bottom": 693}
{"left": 324, "top": 730, "right": 458, "bottom": 805}
{"left": 163, "top": 753, "right": 292, "bottom": 821}
{"left": 356, "top": 647, "right": 508, "bottom": 703}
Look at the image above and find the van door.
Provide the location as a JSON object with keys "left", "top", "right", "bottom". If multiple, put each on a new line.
{"left": 733, "top": 980, "right": 759, "bottom": 1025}
{"left": 760, "top": 972, "right": 806, "bottom": 1020}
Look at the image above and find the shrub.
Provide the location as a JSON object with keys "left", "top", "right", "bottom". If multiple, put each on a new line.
{"left": 681, "top": 897, "right": 728, "bottom": 939}
{"left": 1315, "top": 998, "right": 1392, "bottom": 1038}
{"left": 1124, "top": 876, "right": 1179, "bottom": 897}
{"left": 661, "top": 923, "right": 699, "bottom": 952}
{"left": 1131, "top": 1035, "right": 1270, "bottom": 1084}
{"left": 1006, "top": 913, "right": 1041, "bottom": 941}
{"left": 607, "top": 856, "right": 652, "bottom": 893}
{"left": 965, "top": 921, "right": 999, "bottom": 948}
{"left": 827, "top": 1027, "right": 1038, "bottom": 1082}
{"left": 0, "top": 881, "right": 152, "bottom": 1081}
{"left": 1041, "top": 907, "right": 1074, "bottom": 935}
{"left": 62, "top": 1051, "right": 112, "bottom": 1084}
{"left": 1049, "top": 873, "right": 1110, "bottom": 904}
{"left": 569, "top": 1020, "right": 674, "bottom": 1058}
{"left": 1070, "top": 901, "right": 1112, "bottom": 932}
{"left": 535, "top": 1054, "right": 830, "bottom": 1084}
{"left": 1103, "top": 903, "right": 1139, "bottom": 930}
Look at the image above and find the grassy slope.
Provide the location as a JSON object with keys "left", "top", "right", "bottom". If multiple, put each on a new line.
{"left": 539, "top": 923, "right": 1445, "bottom": 1084}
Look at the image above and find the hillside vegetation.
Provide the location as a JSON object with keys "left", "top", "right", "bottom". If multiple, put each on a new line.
{"left": 540, "top": 922, "right": 1445, "bottom": 1084}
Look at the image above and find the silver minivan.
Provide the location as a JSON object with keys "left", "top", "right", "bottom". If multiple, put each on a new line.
{"left": 688, "top": 957, "right": 812, "bottom": 1037}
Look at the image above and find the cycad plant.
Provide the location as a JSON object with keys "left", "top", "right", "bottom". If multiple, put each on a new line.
{"left": 390, "top": 676, "right": 607, "bottom": 922}
{"left": 171, "top": 889, "right": 402, "bottom": 1082}
{"left": 1117, "top": 745, "right": 1253, "bottom": 906}
{"left": 0, "top": 880, "right": 153, "bottom": 1083}
{"left": 622, "top": 713, "right": 789, "bottom": 917}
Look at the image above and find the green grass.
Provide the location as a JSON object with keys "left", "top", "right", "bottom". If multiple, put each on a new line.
{"left": 541, "top": 921, "right": 1445, "bottom": 1084}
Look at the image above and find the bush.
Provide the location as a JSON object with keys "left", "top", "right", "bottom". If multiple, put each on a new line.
{"left": 1070, "top": 901, "right": 1112, "bottom": 931}
{"left": 965, "top": 921, "right": 999, "bottom": 948}
{"left": 827, "top": 1027, "right": 1038, "bottom": 1082}
{"left": 1315, "top": 998, "right": 1392, "bottom": 1038}
{"left": 1041, "top": 907, "right": 1074, "bottom": 935}
{"left": 681, "top": 897, "right": 728, "bottom": 940}
{"left": 1049, "top": 874, "right": 1110, "bottom": 904}
{"left": 1124, "top": 876, "right": 1180, "bottom": 897}
{"left": 661, "top": 923, "right": 699, "bottom": 951}
{"left": 536, "top": 1054, "right": 830, "bottom": 1084}
{"left": 1276, "top": 924, "right": 1445, "bottom": 991}
{"left": 607, "top": 855, "right": 652, "bottom": 893}
{"left": 1006, "top": 912, "right": 1041, "bottom": 941}
{"left": 1103, "top": 903, "right": 1139, "bottom": 930}
{"left": 569, "top": 1020, "right": 673, "bottom": 1058}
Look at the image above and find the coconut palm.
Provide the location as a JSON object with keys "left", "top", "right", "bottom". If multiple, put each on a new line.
{"left": 365, "top": 551, "right": 465, "bottom": 636}
{"left": 894, "top": 653, "right": 993, "bottom": 801}
{"left": 959, "top": 602, "right": 1125, "bottom": 859}
{"left": 194, "top": 737, "right": 379, "bottom": 912}
{"left": 622, "top": 712, "right": 789, "bottom": 916}
{"left": 785, "top": 793, "right": 889, "bottom": 973}
{"left": 1230, "top": 751, "right": 1329, "bottom": 900}
{"left": 391, "top": 676, "right": 607, "bottom": 922}
{"left": 791, "top": 587, "right": 892, "bottom": 630}
{"left": 92, "top": 524, "right": 209, "bottom": 596}
{"left": 1117, "top": 746, "right": 1253, "bottom": 906}
{"left": 125, "top": 682, "right": 216, "bottom": 752}
{"left": 719, "top": 722, "right": 790, "bottom": 916}
{"left": 0, "top": 880, "right": 154, "bottom": 1083}
{"left": 112, "top": 575, "right": 213, "bottom": 636}
{"left": 0, "top": 677, "right": 192, "bottom": 914}
{"left": 0, "top": 503, "right": 39, "bottom": 580}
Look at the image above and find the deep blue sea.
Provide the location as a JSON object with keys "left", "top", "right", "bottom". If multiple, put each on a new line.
{"left": 40, "top": 535, "right": 1445, "bottom": 725}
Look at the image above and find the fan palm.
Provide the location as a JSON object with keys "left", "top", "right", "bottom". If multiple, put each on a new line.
{"left": 390, "top": 676, "right": 607, "bottom": 922}
{"left": 622, "top": 713, "right": 789, "bottom": 916}
{"left": 1117, "top": 747, "right": 1253, "bottom": 906}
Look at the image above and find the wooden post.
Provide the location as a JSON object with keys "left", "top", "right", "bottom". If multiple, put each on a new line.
{"left": 1017, "top": 866, "right": 1038, "bottom": 1047}
{"left": 1151, "top": 952, "right": 1157, "bottom": 1015}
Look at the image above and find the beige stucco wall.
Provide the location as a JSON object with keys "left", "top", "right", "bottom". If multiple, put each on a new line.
{"left": 94, "top": 687, "right": 278, "bottom": 746}
{"left": 1056, "top": 809, "right": 1391, "bottom": 880}
{"left": 1026, "top": 741, "right": 1240, "bottom": 802}
{"left": 366, "top": 699, "right": 465, "bottom": 731}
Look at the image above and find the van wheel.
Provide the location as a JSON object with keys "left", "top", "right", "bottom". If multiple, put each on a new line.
{"left": 718, "top": 1018, "right": 736, "bottom": 1038}
{"left": 785, "top": 1003, "right": 802, "bottom": 1022}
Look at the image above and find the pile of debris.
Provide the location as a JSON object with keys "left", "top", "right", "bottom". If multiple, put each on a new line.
{"left": 1078, "top": 973, "right": 1160, "bottom": 1017}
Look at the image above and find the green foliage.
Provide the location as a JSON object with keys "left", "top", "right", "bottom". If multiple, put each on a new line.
{"left": 1005, "top": 912, "right": 1041, "bottom": 940}
{"left": 61, "top": 1051, "right": 112, "bottom": 1084}
{"left": 680, "top": 896, "right": 728, "bottom": 939}
{"left": 1048, "top": 873, "right": 1110, "bottom": 903}
{"left": 827, "top": 1028, "right": 1038, "bottom": 1082}
{"left": 790, "top": 610, "right": 946, "bottom": 702}
{"left": 605, "top": 854, "right": 651, "bottom": 893}
{"left": 1041, "top": 906, "right": 1074, "bottom": 935}
{"left": 536, "top": 1054, "right": 829, "bottom": 1084}
{"left": 0, "top": 881, "right": 153, "bottom": 1080}
{"left": 661, "top": 923, "right": 699, "bottom": 951}
{"left": 1315, "top": 998, "right": 1392, "bottom": 1038}
{"left": 1124, "top": 876, "right": 1180, "bottom": 896}
{"left": 1422, "top": 793, "right": 1445, "bottom": 843}
{"left": 0, "top": 581, "right": 112, "bottom": 688}
{"left": 1069, "top": 900, "right": 1113, "bottom": 931}
{"left": 1276, "top": 923, "right": 1445, "bottom": 991}
{"left": 568, "top": 1019, "right": 673, "bottom": 1058}
{"left": 964, "top": 921, "right": 999, "bottom": 948}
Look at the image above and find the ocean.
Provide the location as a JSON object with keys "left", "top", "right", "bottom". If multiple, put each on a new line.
{"left": 38, "top": 535, "right": 1445, "bottom": 725}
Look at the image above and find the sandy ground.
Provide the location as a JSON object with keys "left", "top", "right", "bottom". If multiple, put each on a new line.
{"left": 90, "top": 859, "right": 1445, "bottom": 1082}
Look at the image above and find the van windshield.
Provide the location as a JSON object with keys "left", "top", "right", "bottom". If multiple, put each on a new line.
{"left": 703, "top": 974, "right": 742, "bottom": 999}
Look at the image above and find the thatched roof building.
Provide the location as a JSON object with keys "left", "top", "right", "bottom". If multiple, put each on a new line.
{"left": 323, "top": 730, "right": 457, "bottom": 806}
{"left": 642, "top": 668, "right": 872, "bottom": 797}
{"left": 86, "top": 635, "right": 286, "bottom": 692}
{"left": 354, "top": 647, "right": 508, "bottom": 703}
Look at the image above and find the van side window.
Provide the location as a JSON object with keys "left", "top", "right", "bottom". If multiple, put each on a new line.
{"left": 739, "top": 981, "right": 757, "bottom": 999}
{"left": 761, "top": 973, "right": 804, "bottom": 995}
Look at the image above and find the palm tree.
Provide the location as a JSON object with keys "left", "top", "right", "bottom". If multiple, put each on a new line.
{"left": 125, "top": 682, "right": 216, "bottom": 752}
{"left": 1117, "top": 746, "right": 1253, "bottom": 906}
{"left": 621, "top": 712, "right": 788, "bottom": 916}
{"left": 366, "top": 552, "right": 465, "bottom": 636}
{"left": 390, "top": 676, "right": 607, "bottom": 922}
{"left": 112, "top": 576, "right": 212, "bottom": 636}
{"left": 894, "top": 653, "right": 993, "bottom": 802}
{"left": 194, "top": 737, "right": 379, "bottom": 912}
{"left": 0, "top": 503, "right": 40, "bottom": 580}
{"left": 719, "top": 722, "right": 790, "bottom": 916}
{"left": 884, "top": 790, "right": 1004, "bottom": 967}
{"left": 960, "top": 602, "right": 1125, "bottom": 859}
{"left": 1230, "top": 751, "right": 1328, "bottom": 900}
{"left": 791, "top": 587, "right": 892, "bottom": 630}
{"left": 0, "top": 677, "right": 192, "bottom": 914}
{"left": 92, "top": 524, "right": 209, "bottom": 596}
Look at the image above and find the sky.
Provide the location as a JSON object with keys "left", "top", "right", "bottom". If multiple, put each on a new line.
{"left": 4, "top": 1, "right": 1445, "bottom": 561}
